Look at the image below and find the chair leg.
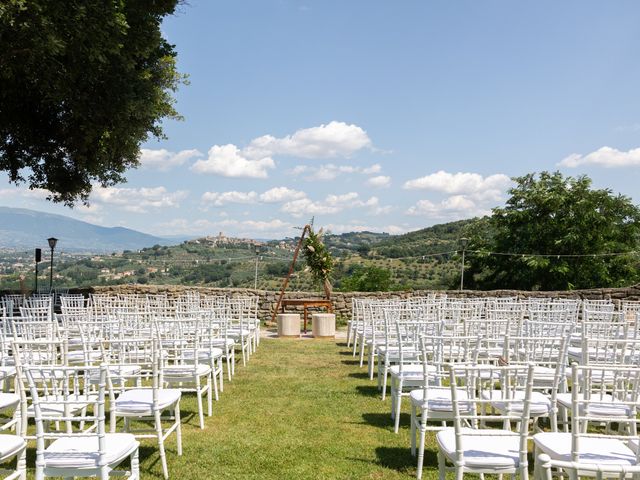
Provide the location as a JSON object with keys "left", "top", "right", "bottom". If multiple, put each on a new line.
{"left": 410, "top": 406, "right": 417, "bottom": 456}
{"left": 416, "top": 424, "right": 427, "bottom": 479}
{"left": 209, "top": 373, "right": 215, "bottom": 414}
{"left": 437, "top": 449, "right": 446, "bottom": 480}
{"left": 130, "top": 447, "right": 140, "bottom": 480}
{"left": 155, "top": 409, "right": 169, "bottom": 480}
{"left": 196, "top": 383, "right": 205, "bottom": 430}
{"left": 393, "top": 380, "right": 403, "bottom": 433}
{"left": 211, "top": 365, "right": 219, "bottom": 402}
{"left": 175, "top": 402, "right": 183, "bottom": 456}
{"left": 218, "top": 359, "right": 224, "bottom": 393}
{"left": 381, "top": 366, "right": 389, "bottom": 400}
{"left": 241, "top": 340, "right": 247, "bottom": 367}
{"left": 17, "top": 445, "right": 26, "bottom": 480}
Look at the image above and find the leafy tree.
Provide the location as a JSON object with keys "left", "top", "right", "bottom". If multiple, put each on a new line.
{"left": 341, "top": 265, "right": 392, "bottom": 292}
{"left": 463, "top": 171, "right": 640, "bottom": 290}
{"left": 0, "top": 1, "right": 184, "bottom": 204}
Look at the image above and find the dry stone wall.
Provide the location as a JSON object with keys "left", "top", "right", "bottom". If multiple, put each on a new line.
{"left": 61, "top": 283, "right": 640, "bottom": 323}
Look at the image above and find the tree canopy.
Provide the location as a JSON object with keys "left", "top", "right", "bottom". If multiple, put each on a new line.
{"left": 0, "top": 0, "right": 184, "bottom": 205}
{"left": 341, "top": 265, "right": 392, "bottom": 292}
{"left": 462, "top": 171, "right": 640, "bottom": 290}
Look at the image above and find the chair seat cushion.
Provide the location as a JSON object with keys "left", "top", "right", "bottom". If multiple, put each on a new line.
{"left": 556, "top": 393, "right": 632, "bottom": 417}
{"left": 410, "top": 387, "right": 472, "bottom": 413}
{"left": 437, "top": 428, "right": 521, "bottom": 469}
{"left": 164, "top": 363, "right": 211, "bottom": 379}
{"left": 67, "top": 350, "right": 102, "bottom": 364}
{"left": 0, "top": 434, "right": 26, "bottom": 462}
{"left": 44, "top": 433, "right": 138, "bottom": 469}
{"left": 183, "top": 348, "right": 224, "bottom": 361}
{"left": 114, "top": 389, "right": 181, "bottom": 413}
{"left": 228, "top": 329, "right": 251, "bottom": 337}
{"left": 27, "top": 395, "right": 98, "bottom": 417}
{"left": 390, "top": 364, "right": 435, "bottom": 379}
{"left": 534, "top": 432, "right": 637, "bottom": 465}
{"left": 0, "top": 393, "right": 20, "bottom": 411}
{"left": 482, "top": 390, "right": 551, "bottom": 417}
{"left": 89, "top": 365, "right": 141, "bottom": 384}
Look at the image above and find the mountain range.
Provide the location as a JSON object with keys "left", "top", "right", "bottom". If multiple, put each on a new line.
{"left": 0, "top": 206, "right": 174, "bottom": 252}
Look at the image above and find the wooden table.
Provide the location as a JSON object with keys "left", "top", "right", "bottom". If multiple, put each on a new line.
{"left": 281, "top": 299, "right": 333, "bottom": 333}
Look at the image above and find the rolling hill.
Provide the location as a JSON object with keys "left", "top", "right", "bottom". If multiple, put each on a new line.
{"left": 0, "top": 206, "right": 174, "bottom": 252}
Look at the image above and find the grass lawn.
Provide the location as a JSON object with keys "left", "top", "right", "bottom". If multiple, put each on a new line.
{"left": 15, "top": 337, "right": 440, "bottom": 478}
{"left": 131, "top": 337, "right": 434, "bottom": 479}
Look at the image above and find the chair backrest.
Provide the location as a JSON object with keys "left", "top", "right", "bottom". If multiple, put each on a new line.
{"left": 581, "top": 310, "right": 626, "bottom": 339}
{"left": 60, "top": 294, "right": 88, "bottom": 309}
{"left": 153, "top": 316, "right": 201, "bottom": 369}
{"left": 12, "top": 338, "right": 68, "bottom": 368}
{"left": 419, "top": 334, "right": 478, "bottom": 390}
{"left": 446, "top": 363, "right": 534, "bottom": 468}
{"left": 1, "top": 294, "right": 24, "bottom": 317}
{"left": 19, "top": 304, "right": 53, "bottom": 322}
{"left": 12, "top": 318, "right": 61, "bottom": 341}
{"left": 25, "top": 364, "right": 107, "bottom": 461}
{"left": 568, "top": 363, "right": 640, "bottom": 464}
{"left": 102, "top": 337, "right": 160, "bottom": 386}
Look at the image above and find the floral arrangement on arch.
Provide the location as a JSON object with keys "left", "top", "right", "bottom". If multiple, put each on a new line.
{"left": 302, "top": 226, "right": 334, "bottom": 298}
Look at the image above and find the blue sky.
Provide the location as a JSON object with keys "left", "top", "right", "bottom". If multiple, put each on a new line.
{"left": 2, "top": 1, "right": 640, "bottom": 239}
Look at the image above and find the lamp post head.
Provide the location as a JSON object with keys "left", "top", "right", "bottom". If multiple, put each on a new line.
{"left": 255, "top": 246, "right": 261, "bottom": 256}
{"left": 459, "top": 237, "right": 469, "bottom": 250}
{"left": 47, "top": 237, "right": 58, "bottom": 250}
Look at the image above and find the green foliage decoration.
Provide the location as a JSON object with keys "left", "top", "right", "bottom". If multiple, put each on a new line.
{"left": 302, "top": 227, "right": 334, "bottom": 297}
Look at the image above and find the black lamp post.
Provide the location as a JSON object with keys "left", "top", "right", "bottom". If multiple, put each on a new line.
{"left": 459, "top": 237, "right": 469, "bottom": 291}
{"left": 47, "top": 237, "right": 58, "bottom": 291}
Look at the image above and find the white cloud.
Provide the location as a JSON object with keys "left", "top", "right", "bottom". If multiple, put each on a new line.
{"left": 403, "top": 171, "right": 511, "bottom": 200}
{"left": 0, "top": 187, "right": 49, "bottom": 200}
{"left": 191, "top": 144, "right": 275, "bottom": 178}
{"left": 240, "top": 219, "right": 292, "bottom": 232}
{"left": 281, "top": 198, "right": 342, "bottom": 217}
{"left": 243, "top": 121, "right": 372, "bottom": 160}
{"left": 139, "top": 148, "right": 202, "bottom": 171}
{"left": 362, "top": 164, "right": 382, "bottom": 174}
{"left": 259, "top": 187, "right": 307, "bottom": 203}
{"left": 366, "top": 175, "right": 391, "bottom": 188}
{"left": 281, "top": 192, "right": 381, "bottom": 217}
{"left": 558, "top": 146, "right": 640, "bottom": 168}
{"left": 406, "top": 195, "right": 490, "bottom": 219}
{"left": 154, "top": 218, "right": 293, "bottom": 238}
{"left": 91, "top": 186, "right": 188, "bottom": 214}
{"left": 324, "top": 223, "right": 408, "bottom": 235}
{"left": 289, "top": 163, "right": 384, "bottom": 181}
{"left": 201, "top": 191, "right": 258, "bottom": 207}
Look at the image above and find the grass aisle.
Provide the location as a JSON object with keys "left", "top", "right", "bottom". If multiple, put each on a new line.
{"left": 147, "top": 338, "right": 439, "bottom": 479}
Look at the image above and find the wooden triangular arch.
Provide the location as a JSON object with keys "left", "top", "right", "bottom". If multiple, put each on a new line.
{"left": 271, "top": 224, "right": 331, "bottom": 322}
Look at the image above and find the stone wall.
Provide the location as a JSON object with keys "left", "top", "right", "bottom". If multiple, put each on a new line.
{"left": 64, "top": 283, "right": 640, "bottom": 323}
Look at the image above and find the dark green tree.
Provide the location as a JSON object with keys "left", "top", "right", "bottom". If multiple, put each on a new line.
{"left": 341, "top": 265, "right": 392, "bottom": 292}
{"left": 463, "top": 171, "right": 640, "bottom": 290}
{"left": 0, "top": 1, "right": 185, "bottom": 204}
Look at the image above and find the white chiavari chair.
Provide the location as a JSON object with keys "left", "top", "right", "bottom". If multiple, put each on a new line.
{"left": 106, "top": 337, "right": 182, "bottom": 480}
{"left": 26, "top": 364, "right": 139, "bottom": 480}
